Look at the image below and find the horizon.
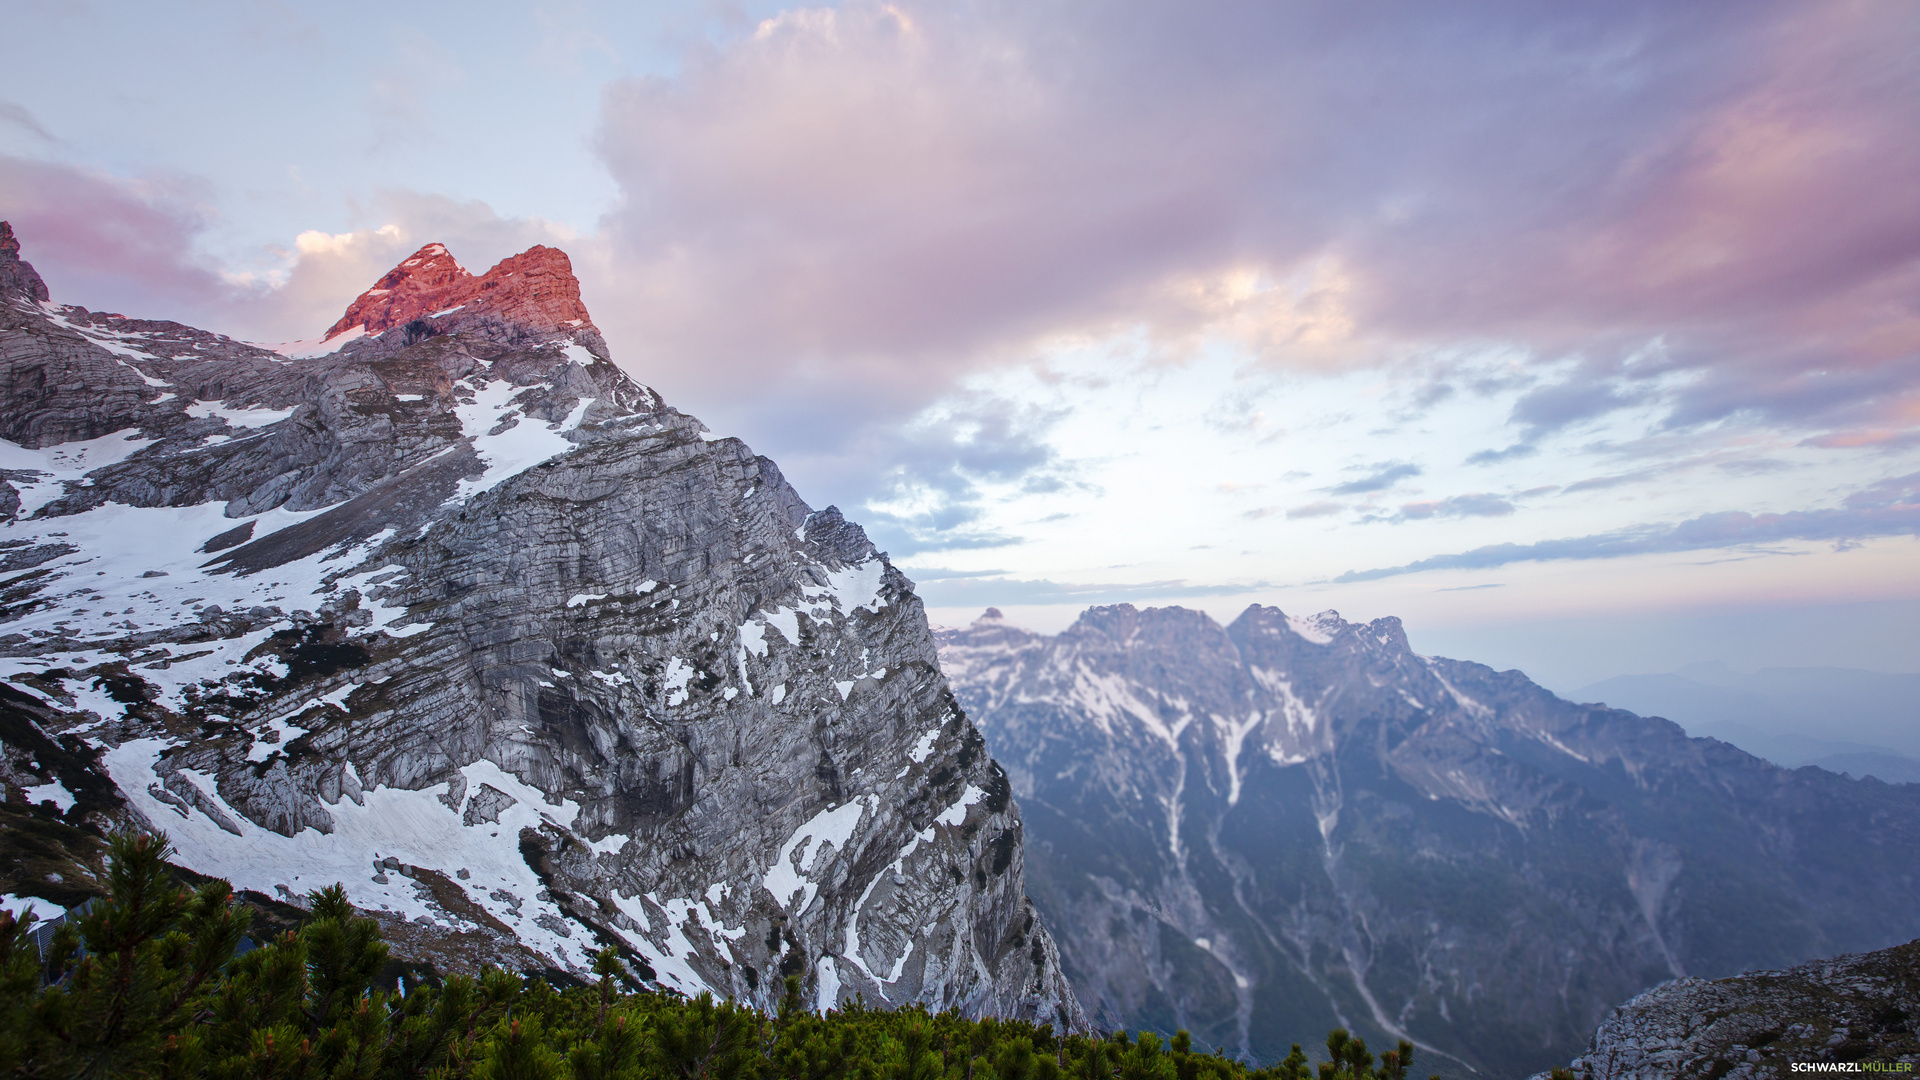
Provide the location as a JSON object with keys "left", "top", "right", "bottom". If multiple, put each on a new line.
{"left": 4, "top": 0, "right": 1916, "bottom": 690}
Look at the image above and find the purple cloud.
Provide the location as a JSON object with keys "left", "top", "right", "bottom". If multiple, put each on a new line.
{"left": 1285, "top": 500, "right": 1345, "bottom": 520}
{"left": 1329, "top": 463, "right": 1422, "bottom": 495}
{"left": 1336, "top": 474, "right": 1920, "bottom": 582}
{"left": 575, "top": 0, "right": 1920, "bottom": 501}
{"left": 1395, "top": 494, "right": 1516, "bottom": 521}
{"left": 9, "top": 0, "right": 1919, "bottom": 521}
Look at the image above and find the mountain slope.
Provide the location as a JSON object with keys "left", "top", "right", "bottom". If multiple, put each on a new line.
{"left": 938, "top": 605, "right": 1920, "bottom": 1076}
{"left": 0, "top": 222, "right": 1080, "bottom": 1026}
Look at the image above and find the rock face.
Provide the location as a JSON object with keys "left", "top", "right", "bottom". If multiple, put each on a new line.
{"left": 0, "top": 223, "right": 1081, "bottom": 1027}
{"left": 1544, "top": 939, "right": 1919, "bottom": 1078}
{"left": 0, "top": 222, "right": 48, "bottom": 304}
{"left": 937, "top": 605, "right": 1920, "bottom": 1077}
{"left": 323, "top": 243, "right": 598, "bottom": 348}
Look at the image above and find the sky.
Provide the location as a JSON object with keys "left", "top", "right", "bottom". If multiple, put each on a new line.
{"left": 3, "top": 0, "right": 1917, "bottom": 691}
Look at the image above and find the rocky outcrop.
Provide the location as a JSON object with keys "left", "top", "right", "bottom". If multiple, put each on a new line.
{"left": 1543, "top": 939, "right": 1920, "bottom": 1078}
{"left": 0, "top": 221, "right": 50, "bottom": 304}
{"left": 0, "top": 223, "right": 1081, "bottom": 1027}
{"left": 939, "top": 605, "right": 1920, "bottom": 1076}
{"left": 323, "top": 243, "right": 602, "bottom": 356}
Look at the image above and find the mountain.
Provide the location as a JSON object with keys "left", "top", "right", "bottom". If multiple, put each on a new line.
{"left": 937, "top": 604, "right": 1920, "bottom": 1077}
{"left": 1545, "top": 937, "right": 1919, "bottom": 1078}
{"left": 1572, "top": 664, "right": 1920, "bottom": 782}
{"left": 0, "top": 222, "right": 1080, "bottom": 1026}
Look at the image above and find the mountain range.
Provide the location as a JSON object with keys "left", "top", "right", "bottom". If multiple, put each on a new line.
{"left": 1572, "top": 663, "right": 1920, "bottom": 784}
{"left": 938, "top": 604, "right": 1920, "bottom": 1078}
{"left": 0, "top": 221, "right": 1080, "bottom": 1026}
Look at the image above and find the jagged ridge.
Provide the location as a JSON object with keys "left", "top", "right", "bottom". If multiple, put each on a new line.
{"left": 940, "top": 603, "right": 1920, "bottom": 1076}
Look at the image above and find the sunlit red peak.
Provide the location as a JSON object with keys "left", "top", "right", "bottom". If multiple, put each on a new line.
{"left": 324, "top": 242, "right": 593, "bottom": 342}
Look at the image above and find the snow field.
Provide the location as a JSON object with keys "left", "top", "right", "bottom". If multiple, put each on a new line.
{"left": 452, "top": 378, "right": 593, "bottom": 499}
{"left": 763, "top": 798, "right": 872, "bottom": 918}
{"left": 102, "top": 742, "right": 605, "bottom": 971}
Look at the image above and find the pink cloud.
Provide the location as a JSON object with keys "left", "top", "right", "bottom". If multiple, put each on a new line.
{"left": 7, "top": 0, "right": 1917, "bottom": 517}
{"left": 0, "top": 155, "right": 226, "bottom": 313}
{"left": 580, "top": 0, "right": 1920, "bottom": 456}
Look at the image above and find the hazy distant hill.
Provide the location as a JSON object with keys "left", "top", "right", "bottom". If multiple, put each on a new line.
{"left": 1573, "top": 663, "right": 1920, "bottom": 783}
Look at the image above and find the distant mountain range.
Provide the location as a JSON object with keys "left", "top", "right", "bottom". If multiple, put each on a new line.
{"left": 1573, "top": 663, "right": 1920, "bottom": 784}
{"left": 939, "top": 605, "right": 1920, "bottom": 1078}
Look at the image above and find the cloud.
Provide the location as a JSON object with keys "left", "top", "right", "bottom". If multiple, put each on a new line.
{"left": 1562, "top": 469, "right": 1660, "bottom": 495}
{"left": 845, "top": 393, "right": 1073, "bottom": 557}
{"left": 1801, "top": 429, "right": 1920, "bottom": 452}
{"left": 1716, "top": 458, "right": 1792, "bottom": 477}
{"left": 574, "top": 0, "right": 1920, "bottom": 511}
{"left": 11, "top": 0, "right": 1920, "bottom": 531}
{"left": 911, "top": 573, "right": 1270, "bottom": 608}
{"left": 1393, "top": 493, "right": 1515, "bottom": 521}
{"left": 1285, "top": 500, "right": 1344, "bottom": 520}
{"left": 1466, "top": 443, "right": 1536, "bottom": 465}
{"left": 1844, "top": 471, "right": 1920, "bottom": 511}
{"left": 0, "top": 155, "right": 226, "bottom": 312}
{"left": 1329, "top": 463, "right": 1421, "bottom": 495}
{"left": 1508, "top": 376, "right": 1646, "bottom": 438}
{"left": 1335, "top": 475, "right": 1920, "bottom": 582}
{"left": 0, "top": 102, "right": 54, "bottom": 142}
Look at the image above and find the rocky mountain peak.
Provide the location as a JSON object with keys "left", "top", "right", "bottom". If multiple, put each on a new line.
{"left": 323, "top": 240, "right": 596, "bottom": 348}
{"left": 0, "top": 225, "right": 1082, "bottom": 1028}
{"left": 0, "top": 221, "right": 51, "bottom": 303}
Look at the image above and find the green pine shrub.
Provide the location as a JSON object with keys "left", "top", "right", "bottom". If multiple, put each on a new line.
{"left": 0, "top": 833, "right": 1443, "bottom": 1080}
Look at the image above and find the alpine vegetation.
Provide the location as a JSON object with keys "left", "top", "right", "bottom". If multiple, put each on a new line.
{"left": 0, "top": 833, "right": 1429, "bottom": 1080}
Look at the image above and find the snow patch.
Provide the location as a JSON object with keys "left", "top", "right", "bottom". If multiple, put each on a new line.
{"left": 267, "top": 325, "right": 368, "bottom": 359}
{"left": 185, "top": 400, "right": 297, "bottom": 429}
{"left": 0, "top": 894, "right": 63, "bottom": 922}
{"left": 1285, "top": 610, "right": 1342, "bottom": 645}
{"left": 101, "top": 743, "right": 596, "bottom": 971}
{"left": 662, "top": 658, "right": 695, "bottom": 706}
{"left": 763, "top": 798, "right": 869, "bottom": 916}
{"left": 453, "top": 380, "right": 578, "bottom": 498}
{"left": 0, "top": 430, "right": 153, "bottom": 517}
{"left": 738, "top": 621, "right": 770, "bottom": 658}
{"left": 24, "top": 779, "right": 74, "bottom": 812}
{"left": 817, "top": 560, "right": 887, "bottom": 615}
{"left": 760, "top": 607, "right": 801, "bottom": 646}
{"left": 936, "top": 785, "right": 987, "bottom": 827}
{"left": 817, "top": 956, "right": 841, "bottom": 1013}
{"left": 557, "top": 397, "right": 594, "bottom": 431}
{"left": 1216, "top": 710, "right": 1264, "bottom": 807}
{"left": 907, "top": 730, "right": 939, "bottom": 763}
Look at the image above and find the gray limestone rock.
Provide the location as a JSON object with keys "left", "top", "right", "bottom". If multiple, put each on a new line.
{"left": 0, "top": 224, "right": 1081, "bottom": 1027}
{"left": 1536, "top": 939, "right": 1919, "bottom": 1078}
